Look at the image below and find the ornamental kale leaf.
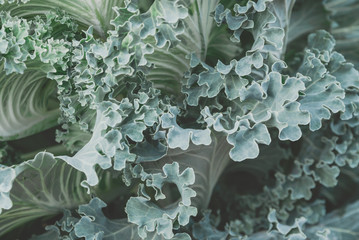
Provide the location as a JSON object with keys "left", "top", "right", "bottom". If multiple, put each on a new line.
{"left": 1, "top": 0, "right": 359, "bottom": 239}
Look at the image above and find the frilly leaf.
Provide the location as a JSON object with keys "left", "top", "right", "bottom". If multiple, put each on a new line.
{"left": 0, "top": 166, "right": 16, "bottom": 214}
{"left": 267, "top": 209, "right": 306, "bottom": 240}
{"left": 298, "top": 30, "right": 346, "bottom": 131}
{"left": 227, "top": 120, "right": 271, "bottom": 162}
{"left": 161, "top": 107, "right": 212, "bottom": 150}
{"left": 126, "top": 162, "right": 196, "bottom": 239}
{"left": 31, "top": 197, "right": 192, "bottom": 240}
{"left": 74, "top": 198, "right": 140, "bottom": 240}
{"left": 250, "top": 72, "right": 309, "bottom": 141}
{"left": 192, "top": 211, "right": 232, "bottom": 240}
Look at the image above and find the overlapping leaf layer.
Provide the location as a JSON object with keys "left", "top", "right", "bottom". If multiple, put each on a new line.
{"left": 1, "top": 0, "right": 359, "bottom": 239}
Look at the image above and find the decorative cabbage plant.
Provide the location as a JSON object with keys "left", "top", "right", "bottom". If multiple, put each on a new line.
{"left": 1, "top": 0, "right": 359, "bottom": 239}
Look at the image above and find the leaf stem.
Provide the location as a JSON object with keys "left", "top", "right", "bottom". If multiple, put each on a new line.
{"left": 20, "top": 144, "right": 70, "bottom": 161}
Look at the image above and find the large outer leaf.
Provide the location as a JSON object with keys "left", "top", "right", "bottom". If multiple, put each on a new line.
{"left": 287, "top": 0, "right": 328, "bottom": 43}
{"left": 0, "top": 152, "right": 90, "bottom": 236}
{"left": 0, "top": 11, "right": 77, "bottom": 140}
{"left": 0, "top": 151, "right": 122, "bottom": 237}
{"left": 305, "top": 200, "right": 359, "bottom": 240}
{"left": 0, "top": 0, "right": 123, "bottom": 37}
{"left": 0, "top": 65, "right": 59, "bottom": 140}
{"left": 323, "top": 0, "right": 359, "bottom": 69}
